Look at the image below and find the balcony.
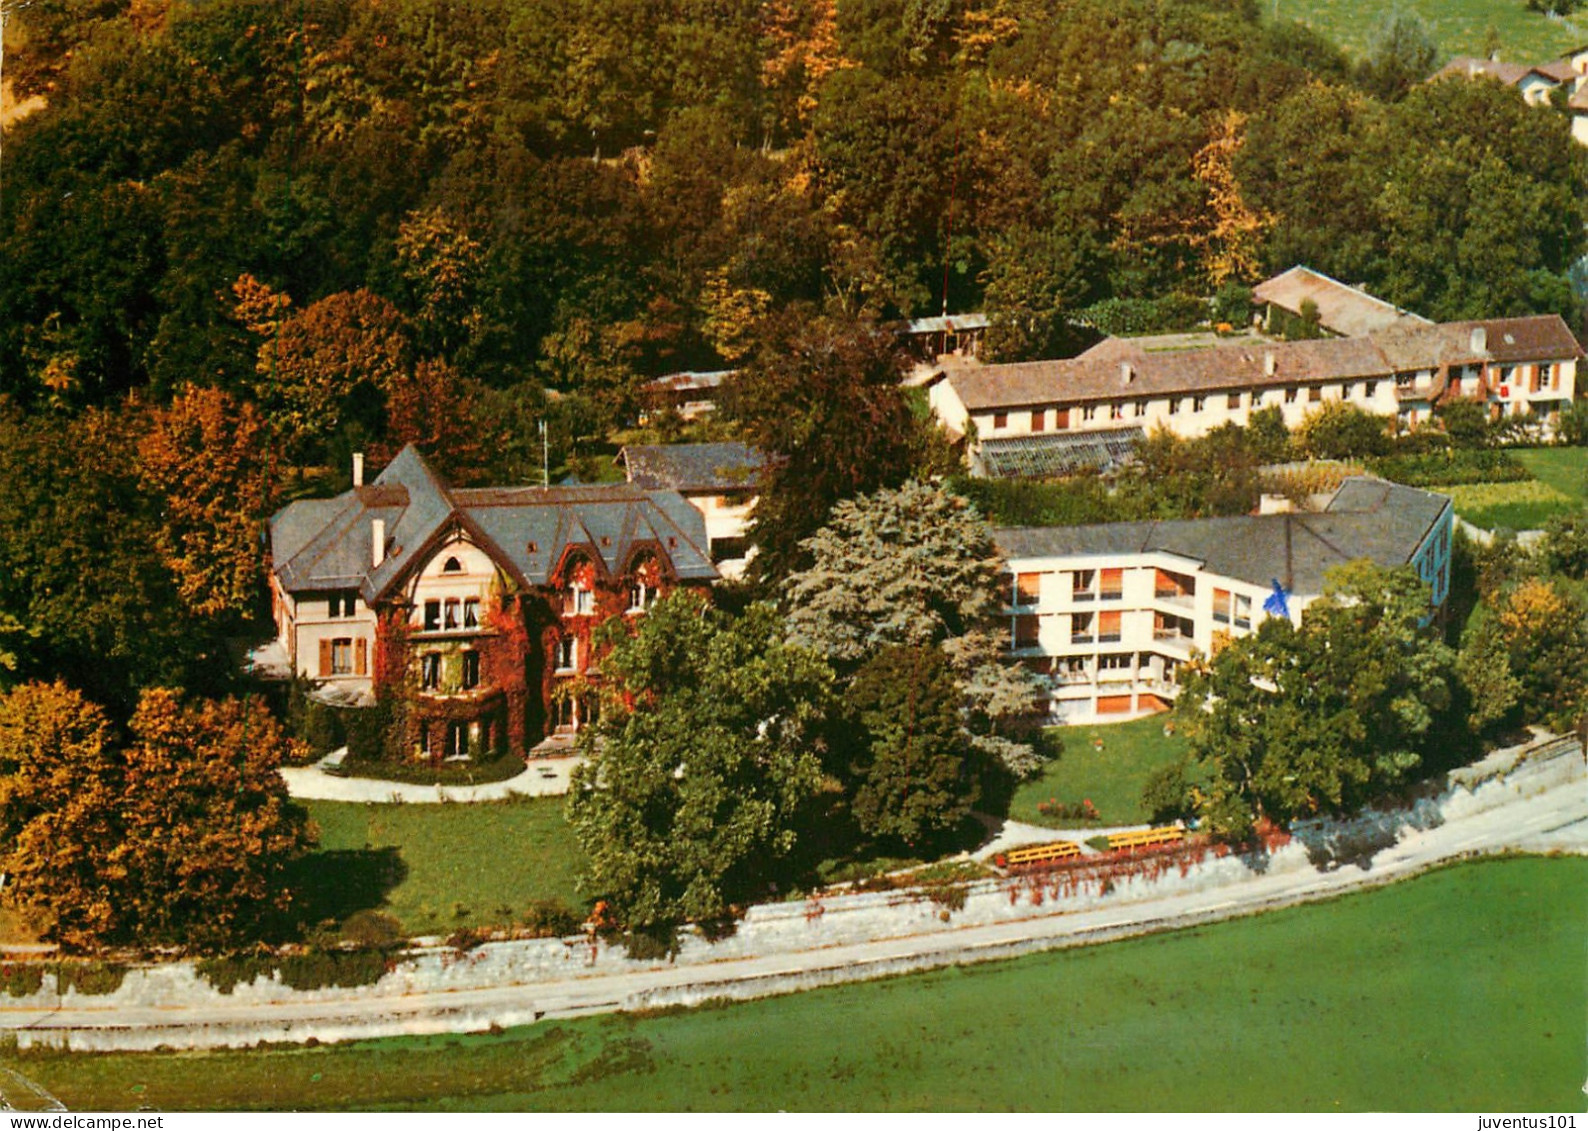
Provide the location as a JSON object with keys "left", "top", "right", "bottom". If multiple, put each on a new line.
{"left": 1154, "top": 589, "right": 1194, "bottom": 609}
{"left": 1153, "top": 628, "right": 1191, "bottom": 642}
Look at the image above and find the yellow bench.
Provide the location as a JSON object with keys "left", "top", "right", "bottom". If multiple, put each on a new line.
{"left": 1107, "top": 826, "right": 1185, "bottom": 852}
{"left": 998, "top": 840, "right": 1083, "bottom": 869}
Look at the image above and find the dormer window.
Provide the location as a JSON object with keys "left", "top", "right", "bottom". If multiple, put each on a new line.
{"left": 442, "top": 556, "right": 463, "bottom": 573}
{"left": 563, "top": 556, "right": 596, "bottom": 616}
{"left": 444, "top": 598, "right": 460, "bottom": 629}
{"left": 628, "top": 553, "right": 663, "bottom": 613}
{"left": 463, "top": 598, "right": 480, "bottom": 628}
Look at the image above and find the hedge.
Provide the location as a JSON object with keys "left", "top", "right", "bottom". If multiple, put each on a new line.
{"left": 1367, "top": 450, "right": 1531, "bottom": 488}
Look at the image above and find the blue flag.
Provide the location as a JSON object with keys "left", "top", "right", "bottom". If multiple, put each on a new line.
{"left": 1263, "top": 579, "right": 1290, "bottom": 620}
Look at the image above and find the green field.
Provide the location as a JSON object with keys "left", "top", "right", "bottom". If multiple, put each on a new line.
{"left": 1009, "top": 715, "right": 1190, "bottom": 828}
{"left": 1274, "top": 0, "right": 1583, "bottom": 61}
{"left": 4, "top": 856, "right": 1580, "bottom": 1112}
{"left": 1444, "top": 479, "right": 1582, "bottom": 532}
{"left": 1514, "top": 447, "right": 1588, "bottom": 507}
{"left": 299, "top": 797, "right": 589, "bottom": 937}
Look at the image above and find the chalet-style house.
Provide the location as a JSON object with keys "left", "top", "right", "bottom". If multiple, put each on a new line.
{"left": 926, "top": 313, "right": 1582, "bottom": 478}
{"left": 997, "top": 477, "right": 1453, "bottom": 724}
{"left": 618, "top": 442, "right": 765, "bottom": 579}
{"left": 267, "top": 446, "right": 717, "bottom": 760}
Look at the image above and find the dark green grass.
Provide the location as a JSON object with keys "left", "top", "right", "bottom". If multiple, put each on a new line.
{"left": 299, "top": 797, "right": 588, "bottom": 936}
{"left": 1514, "top": 447, "right": 1588, "bottom": 508}
{"left": 1009, "top": 715, "right": 1191, "bottom": 828}
{"left": 1274, "top": 0, "right": 1581, "bottom": 61}
{"left": 5, "top": 856, "right": 1581, "bottom": 1111}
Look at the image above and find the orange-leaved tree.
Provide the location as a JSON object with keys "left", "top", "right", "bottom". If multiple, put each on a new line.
{"left": 137, "top": 385, "right": 278, "bottom": 622}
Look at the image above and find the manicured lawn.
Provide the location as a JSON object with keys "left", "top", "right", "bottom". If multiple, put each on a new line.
{"left": 1514, "top": 447, "right": 1588, "bottom": 508}
{"left": 1008, "top": 714, "right": 1191, "bottom": 828}
{"left": 1274, "top": 0, "right": 1581, "bottom": 61}
{"left": 6, "top": 856, "right": 1581, "bottom": 1111}
{"left": 1444, "top": 479, "right": 1581, "bottom": 532}
{"left": 298, "top": 797, "right": 588, "bottom": 937}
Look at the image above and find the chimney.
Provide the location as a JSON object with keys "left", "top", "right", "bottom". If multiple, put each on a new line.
{"left": 1470, "top": 326, "right": 1487, "bottom": 354}
{"left": 353, "top": 452, "right": 364, "bottom": 487}
{"left": 1120, "top": 361, "right": 1134, "bottom": 386}
{"left": 1263, "top": 351, "right": 1277, "bottom": 377}
{"left": 372, "top": 519, "right": 386, "bottom": 568}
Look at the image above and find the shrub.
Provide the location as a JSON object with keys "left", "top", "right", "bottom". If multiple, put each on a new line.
{"left": 54, "top": 961, "right": 127, "bottom": 996}
{"left": 1035, "top": 798, "right": 1102, "bottom": 822}
{"left": 520, "top": 899, "right": 581, "bottom": 939}
{"left": 277, "top": 949, "right": 390, "bottom": 991}
{"left": 1296, "top": 403, "right": 1392, "bottom": 460}
{"left": 1368, "top": 450, "right": 1530, "bottom": 488}
{"left": 0, "top": 964, "right": 45, "bottom": 997}
{"left": 197, "top": 948, "right": 394, "bottom": 994}
{"left": 1141, "top": 759, "right": 1197, "bottom": 825}
{"left": 341, "top": 909, "right": 405, "bottom": 950}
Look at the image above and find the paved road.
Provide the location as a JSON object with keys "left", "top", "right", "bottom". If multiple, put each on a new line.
{"left": 5, "top": 742, "right": 1582, "bottom": 1050}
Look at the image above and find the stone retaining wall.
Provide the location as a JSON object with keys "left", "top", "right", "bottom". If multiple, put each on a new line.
{"left": 2, "top": 735, "right": 1580, "bottom": 1051}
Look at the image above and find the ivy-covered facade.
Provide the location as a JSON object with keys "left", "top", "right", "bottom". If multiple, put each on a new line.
{"left": 267, "top": 445, "right": 717, "bottom": 760}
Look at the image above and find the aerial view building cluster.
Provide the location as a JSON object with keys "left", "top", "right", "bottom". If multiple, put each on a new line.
{"left": 0, "top": 0, "right": 1584, "bottom": 1114}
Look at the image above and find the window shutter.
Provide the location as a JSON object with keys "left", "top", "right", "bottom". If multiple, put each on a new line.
{"left": 355, "top": 637, "right": 368, "bottom": 676}
{"left": 318, "top": 638, "right": 332, "bottom": 677}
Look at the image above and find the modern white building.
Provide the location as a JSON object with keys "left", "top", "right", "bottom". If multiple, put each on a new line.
{"left": 996, "top": 477, "right": 1454, "bottom": 724}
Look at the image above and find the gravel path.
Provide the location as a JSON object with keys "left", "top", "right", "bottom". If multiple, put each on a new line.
{"left": 280, "top": 747, "right": 583, "bottom": 802}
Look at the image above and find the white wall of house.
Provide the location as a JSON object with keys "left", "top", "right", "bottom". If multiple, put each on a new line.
{"left": 683, "top": 490, "right": 757, "bottom": 581}
{"left": 280, "top": 588, "right": 378, "bottom": 692}
{"left": 946, "top": 350, "right": 1577, "bottom": 467}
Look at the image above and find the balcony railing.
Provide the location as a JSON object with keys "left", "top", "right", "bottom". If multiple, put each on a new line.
{"left": 1154, "top": 589, "right": 1194, "bottom": 606}
{"left": 1097, "top": 632, "right": 1122, "bottom": 643}
{"left": 1072, "top": 591, "right": 1096, "bottom": 603}
{"left": 1153, "top": 629, "right": 1191, "bottom": 642}
{"left": 1070, "top": 633, "right": 1094, "bottom": 645}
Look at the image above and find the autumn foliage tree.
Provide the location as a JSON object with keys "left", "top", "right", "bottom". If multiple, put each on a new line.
{"left": 0, "top": 682, "right": 314, "bottom": 950}
{"left": 0, "top": 682, "right": 124, "bottom": 949}
{"left": 137, "top": 385, "right": 278, "bottom": 621}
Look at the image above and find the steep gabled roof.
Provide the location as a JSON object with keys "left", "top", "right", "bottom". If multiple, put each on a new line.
{"left": 270, "top": 447, "right": 718, "bottom": 600}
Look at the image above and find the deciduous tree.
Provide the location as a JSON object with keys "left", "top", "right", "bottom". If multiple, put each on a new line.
{"left": 137, "top": 384, "right": 278, "bottom": 621}
{"left": 566, "top": 596, "right": 832, "bottom": 928}
{"left": 1176, "top": 561, "right": 1455, "bottom": 839}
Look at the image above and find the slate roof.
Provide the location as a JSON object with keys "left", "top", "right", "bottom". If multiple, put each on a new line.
{"left": 1252, "top": 266, "right": 1430, "bottom": 338}
{"left": 269, "top": 445, "right": 717, "bottom": 600}
{"left": 995, "top": 477, "right": 1450, "bottom": 598}
{"left": 942, "top": 315, "right": 1581, "bottom": 412}
{"left": 619, "top": 442, "right": 767, "bottom": 492}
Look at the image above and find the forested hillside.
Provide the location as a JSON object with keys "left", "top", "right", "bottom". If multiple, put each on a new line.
{"left": 0, "top": 0, "right": 1583, "bottom": 708}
